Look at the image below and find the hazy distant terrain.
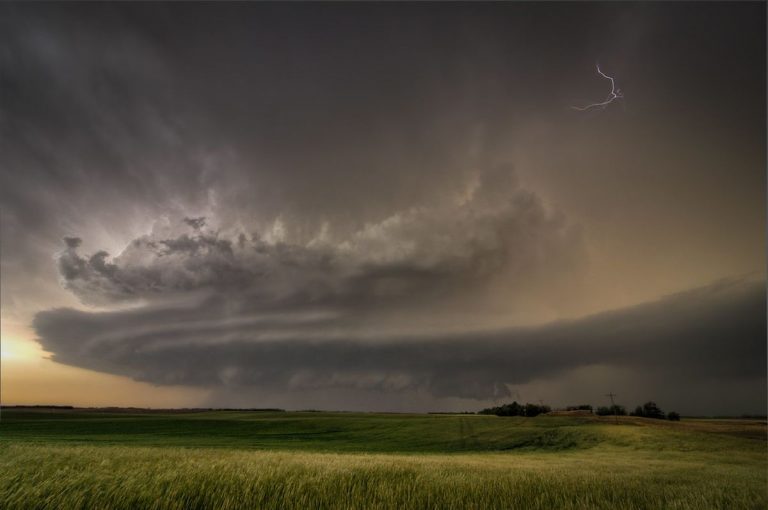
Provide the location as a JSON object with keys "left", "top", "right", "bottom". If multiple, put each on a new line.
{"left": 1, "top": 409, "right": 765, "bottom": 509}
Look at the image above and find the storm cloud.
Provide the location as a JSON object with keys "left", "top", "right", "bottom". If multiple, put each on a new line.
{"left": 53, "top": 163, "right": 582, "bottom": 311}
{"left": 34, "top": 278, "right": 765, "bottom": 404}
{"left": 2, "top": 3, "right": 765, "bottom": 412}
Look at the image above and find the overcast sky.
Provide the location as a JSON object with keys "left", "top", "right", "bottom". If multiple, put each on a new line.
{"left": 1, "top": 2, "right": 765, "bottom": 414}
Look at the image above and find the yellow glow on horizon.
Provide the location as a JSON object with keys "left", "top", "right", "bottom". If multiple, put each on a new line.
{"left": 1, "top": 335, "right": 46, "bottom": 362}
{"left": 1, "top": 327, "right": 208, "bottom": 408}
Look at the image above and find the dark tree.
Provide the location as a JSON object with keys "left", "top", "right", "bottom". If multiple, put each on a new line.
{"left": 524, "top": 403, "right": 543, "bottom": 417}
{"left": 597, "top": 405, "right": 626, "bottom": 416}
{"left": 642, "top": 401, "right": 665, "bottom": 419}
{"left": 499, "top": 401, "right": 522, "bottom": 416}
{"left": 479, "top": 401, "right": 523, "bottom": 416}
{"left": 667, "top": 411, "right": 680, "bottom": 421}
{"left": 566, "top": 405, "right": 593, "bottom": 412}
{"left": 479, "top": 402, "right": 550, "bottom": 417}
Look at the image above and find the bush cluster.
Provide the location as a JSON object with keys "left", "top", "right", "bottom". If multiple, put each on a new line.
{"left": 596, "top": 405, "right": 627, "bottom": 416}
{"left": 479, "top": 401, "right": 552, "bottom": 417}
{"left": 629, "top": 401, "right": 680, "bottom": 420}
{"left": 480, "top": 400, "right": 681, "bottom": 421}
{"left": 566, "top": 405, "right": 593, "bottom": 412}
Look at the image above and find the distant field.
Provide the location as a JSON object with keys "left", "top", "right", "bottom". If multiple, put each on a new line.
{"left": 0, "top": 409, "right": 765, "bottom": 509}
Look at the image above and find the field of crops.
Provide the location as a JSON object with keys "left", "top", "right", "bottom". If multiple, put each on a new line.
{"left": 0, "top": 409, "right": 765, "bottom": 509}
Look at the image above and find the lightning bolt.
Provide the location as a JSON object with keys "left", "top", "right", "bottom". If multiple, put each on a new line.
{"left": 572, "top": 64, "right": 623, "bottom": 111}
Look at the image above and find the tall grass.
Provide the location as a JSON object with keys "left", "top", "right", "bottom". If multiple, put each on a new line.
{"left": 1, "top": 443, "right": 764, "bottom": 509}
{"left": 0, "top": 411, "right": 765, "bottom": 509}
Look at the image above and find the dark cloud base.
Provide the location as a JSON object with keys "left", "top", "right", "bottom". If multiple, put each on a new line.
{"left": 34, "top": 278, "right": 765, "bottom": 407}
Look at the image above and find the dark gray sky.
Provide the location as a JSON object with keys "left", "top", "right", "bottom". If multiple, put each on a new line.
{"left": 1, "top": 2, "right": 765, "bottom": 414}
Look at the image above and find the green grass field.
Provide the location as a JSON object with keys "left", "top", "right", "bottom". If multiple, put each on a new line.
{"left": 0, "top": 409, "right": 765, "bottom": 509}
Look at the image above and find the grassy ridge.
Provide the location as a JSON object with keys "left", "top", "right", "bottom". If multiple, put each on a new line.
{"left": 0, "top": 410, "right": 765, "bottom": 509}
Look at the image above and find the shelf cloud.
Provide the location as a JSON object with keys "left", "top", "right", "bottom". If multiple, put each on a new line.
{"left": 35, "top": 277, "right": 764, "bottom": 404}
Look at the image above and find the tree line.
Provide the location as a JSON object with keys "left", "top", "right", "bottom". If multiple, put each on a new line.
{"left": 479, "top": 400, "right": 680, "bottom": 421}
{"left": 478, "top": 401, "right": 551, "bottom": 417}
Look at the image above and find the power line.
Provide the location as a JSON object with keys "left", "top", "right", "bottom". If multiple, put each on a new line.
{"left": 605, "top": 392, "right": 619, "bottom": 425}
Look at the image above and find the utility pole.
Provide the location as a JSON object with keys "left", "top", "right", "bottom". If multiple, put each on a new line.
{"left": 605, "top": 392, "right": 619, "bottom": 425}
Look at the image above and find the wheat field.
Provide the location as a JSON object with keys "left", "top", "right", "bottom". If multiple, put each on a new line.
{"left": 0, "top": 410, "right": 765, "bottom": 509}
